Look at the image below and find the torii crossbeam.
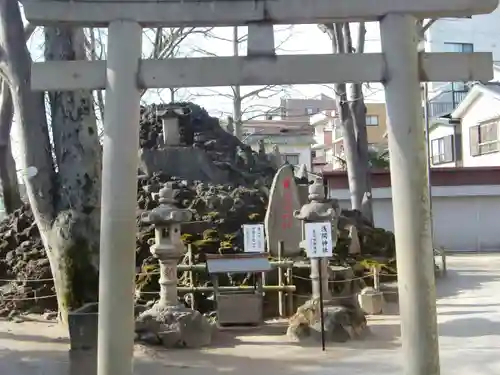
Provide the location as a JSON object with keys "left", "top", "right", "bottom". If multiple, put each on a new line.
{"left": 18, "top": 1, "right": 499, "bottom": 375}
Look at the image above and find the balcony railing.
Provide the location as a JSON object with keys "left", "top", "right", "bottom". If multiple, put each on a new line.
{"left": 428, "top": 89, "right": 468, "bottom": 118}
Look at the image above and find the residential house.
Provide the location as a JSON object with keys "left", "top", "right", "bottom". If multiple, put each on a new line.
{"left": 421, "top": 10, "right": 500, "bottom": 117}
{"left": 428, "top": 83, "right": 500, "bottom": 168}
{"left": 242, "top": 119, "right": 314, "bottom": 168}
{"left": 279, "top": 94, "right": 336, "bottom": 122}
{"left": 428, "top": 117, "right": 462, "bottom": 168}
{"left": 310, "top": 103, "right": 388, "bottom": 171}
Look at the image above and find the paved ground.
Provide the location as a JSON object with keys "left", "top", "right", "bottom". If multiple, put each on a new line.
{"left": 0, "top": 254, "right": 499, "bottom": 374}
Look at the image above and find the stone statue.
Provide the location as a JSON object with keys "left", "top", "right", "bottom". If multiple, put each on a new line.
{"left": 257, "top": 139, "right": 266, "bottom": 157}
{"left": 235, "top": 145, "right": 247, "bottom": 168}
{"left": 294, "top": 178, "right": 338, "bottom": 232}
{"left": 226, "top": 116, "right": 235, "bottom": 135}
{"left": 269, "top": 144, "right": 282, "bottom": 168}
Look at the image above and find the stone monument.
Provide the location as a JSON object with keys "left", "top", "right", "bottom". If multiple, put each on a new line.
{"left": 264, "top": 164, "right": 302, "bottom": 257}
{"left": 287, "top": 178, "right": 368, "bottom": 343}
{"left": 135, "top": 182, "right": 213, "bottom": 348}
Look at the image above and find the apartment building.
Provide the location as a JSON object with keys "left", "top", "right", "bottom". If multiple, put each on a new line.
{"left": 310, "top": 103, "right": 388, "bottom": 171}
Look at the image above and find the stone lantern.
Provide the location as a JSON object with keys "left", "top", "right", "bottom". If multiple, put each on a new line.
{"left": 293, "top": 177, "right": 338, "bottom": 301}
{"left": 287, "top": 177, "right": 368, "bottom": 343}
{"left": 135, "top": 181, "right": 213, "bottom": 348}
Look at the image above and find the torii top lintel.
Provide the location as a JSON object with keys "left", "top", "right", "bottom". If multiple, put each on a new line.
{"left": 20, "top": 0, "right": 499, "bottom": 27}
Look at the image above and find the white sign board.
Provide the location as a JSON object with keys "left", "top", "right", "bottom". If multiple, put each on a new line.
{"left": 243, "top": 224, "right": 266, "bottom": 253}
{"left": 305, "top": 222, "right": 333, "bottom": 258}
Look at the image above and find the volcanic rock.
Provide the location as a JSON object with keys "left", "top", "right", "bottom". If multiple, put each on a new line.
{"left": 0, "top": 102, "right": 397, "bottom": 316}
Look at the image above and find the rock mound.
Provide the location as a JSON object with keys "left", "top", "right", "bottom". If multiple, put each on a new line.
{"left": 138, "top": 103, "right": 276, "bottom": 186}
{"left": 0, "top": 102, "right": 397, "bottom": 317}
{"left": 287, "top": 298, "right": 368, "bottom": 343}
{"left": 0, "top": 204, "right": 54, "bottom": 316}
{"left": 135, "top": 303, "right": 214, "bottom": 348}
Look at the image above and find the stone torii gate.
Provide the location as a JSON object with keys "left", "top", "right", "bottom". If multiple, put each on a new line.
{"left": 19, "top": 0, "right": 498, "bottom": 375}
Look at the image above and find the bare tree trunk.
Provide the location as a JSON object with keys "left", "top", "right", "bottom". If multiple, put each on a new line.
{"left": 330, "top": 23, "right": 365, "bottom": 211}
{"left": 346, "top": 23, "right": 373, "bottom": 223}
{"left": 1, "top": 0, "right": 103, "bottom": 324}
{"left": 44, "top": 26, "right": 102, "bottom": 323}
{"left": 88, "top": 28, "right": 105, "bottom": 121}
{"left": 0, "top": 79, "right": 22, "bottom": 213}
{"left": 232, "top": 26, "right": 243, "bottom": 139}
{"left": 0, "top": 0, "right": 56, "bottom": 224}
{"left": 323, "top": 22, "right": 373, "bottom": 221}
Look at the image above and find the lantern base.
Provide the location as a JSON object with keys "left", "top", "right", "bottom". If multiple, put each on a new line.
{"left": 135, "top": 303, "right": 214, "bottom": 348}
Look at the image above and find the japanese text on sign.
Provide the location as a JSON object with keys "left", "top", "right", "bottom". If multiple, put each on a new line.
{"left": 304, "top": 222, "right": 333, "bottom": 258}
{"left": 243, "top": 224, "right": 266, "bottom": 253}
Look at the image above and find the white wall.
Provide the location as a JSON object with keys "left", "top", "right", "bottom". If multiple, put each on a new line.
{"left": 426, "top": 10, "right": 500, "bottom": 59}
{"left": 252, "top": 143, "right": 311, "bottom": 169}
{"left": 425, "top": 9, "right": 500, "bottom": 93}
{"left": 428, "top": 124, "right": 457, "bottom": 168}
{"left": 313, "top": 123, "right": 326, "bottom": 145}
{"left": 280, "top": 145, "right": 311, "bottom": 169}
{"left": 329, "top": 184, "right": 500, "bottom": 252}
{"left": 461, "top": 94, "right": 500, "bottom": 167}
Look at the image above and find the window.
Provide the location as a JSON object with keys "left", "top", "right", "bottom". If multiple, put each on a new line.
{"left": 470, "top": 120, "right": 499, "bottom": 156}
{"left": 431, "top": 135, "right": 454, "bottom": 164}
{"left": 282, "top": 153, "right": 300, "bottom": 165}
{"left": 443, "top": 42, "right": 474, "bottom": 53}
{"left": 366, "top": 115, "right": 379, "bottom": 126}
{"left": 306, "top": 107, "right": 320, "bottom": 115}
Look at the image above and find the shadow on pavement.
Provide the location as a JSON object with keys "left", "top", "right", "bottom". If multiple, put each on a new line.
{"left": 438, "top": 317, "right": 500, "bottom": 338}
{"left": 436, "top": 269, "right": 500, "bottom": 299}
{"left": 0, "top": 344, "right": 405, "bottom": 375}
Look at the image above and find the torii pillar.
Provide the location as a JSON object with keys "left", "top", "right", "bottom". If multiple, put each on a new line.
{"left": 380, "top": 14, "right": 440, "bottom": 374}
{"left": 97, "top": 20, "right": 142, "bottom": 375}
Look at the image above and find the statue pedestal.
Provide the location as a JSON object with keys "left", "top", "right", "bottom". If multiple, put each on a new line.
{"left": 135, "top": 303, "right": 214, "bottom": 348}
{"left": 68, "top": 303, "right": 99, "bottom": 375}
{"left": 69, "top": 349, "right": 96, "bottom": 375}
{"left": 286, "top": 298, "right": 368, "bottom": 344}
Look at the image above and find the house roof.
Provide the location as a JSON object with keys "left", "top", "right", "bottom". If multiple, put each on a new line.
{"left": 242, "top": 119, "right": 312, "bottom": 136}
{"left": 451, "top": 83, "right": 500, "bottom": 119}
{"left": 427, "top": 114, "right": 460, "bottom": 133}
